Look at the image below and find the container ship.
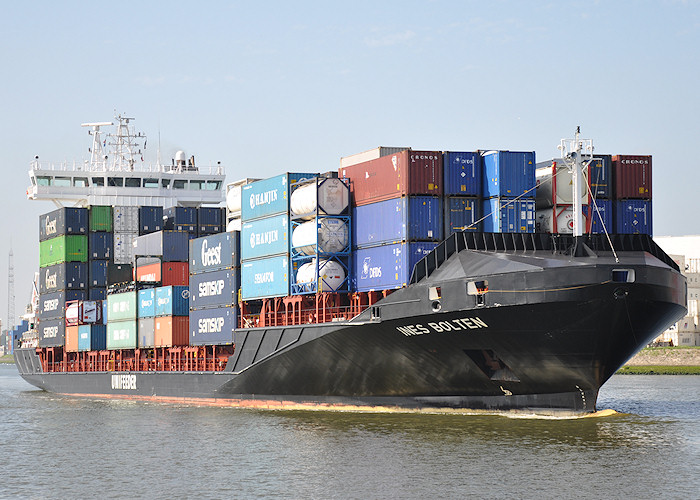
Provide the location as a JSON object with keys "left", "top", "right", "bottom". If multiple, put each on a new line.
{"left": 14, "top": 120, "right": 686, "bottom": 414}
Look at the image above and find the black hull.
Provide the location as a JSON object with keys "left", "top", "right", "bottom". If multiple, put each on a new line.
{"left": 16, "top": 234, "right": 687, "bottom": 413}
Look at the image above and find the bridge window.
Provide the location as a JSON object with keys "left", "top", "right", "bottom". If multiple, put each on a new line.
{"left": 92, "top": 177, "right": 105, "bottom": 187}
{"left": 143, "top": 178, "right": 159, "bottom": 188}
{"left": 54, "top": 177, "right": 71, "bottom": 187}
{"left": 125, "top": 178, "right": 141, "bottom": 188}
{"left": 108, "top": 177, "right": 123, "bottom": 187}
{"left": 206, "top": 180, "right": 222, "bottom": 190}
{"left": 161, "top": 179, "right": 171, "bottom": 188}
{"left": 189, "top": 180, "right": 203, "bottom": 190}
{"left": 73, "top": 177, "right": 88, "bottom": 187}
{"left": 37, "top": 176, "right": 51, "bottom": 186}
{"left": 173, "top": 179, "right": 187, "bottom": 189}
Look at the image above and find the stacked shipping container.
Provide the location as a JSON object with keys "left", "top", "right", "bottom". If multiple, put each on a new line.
{"left": 613, "top": 155, "right": 652, "bottom": 235}
{"left": 481, "top": 151, "right": 536, "bottom": 233}
{"left": 443, "top": 151, "right": 481, "bottom": 236}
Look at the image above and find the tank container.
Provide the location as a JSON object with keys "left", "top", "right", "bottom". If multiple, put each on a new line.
{"left": 39, "top": 263, "right": 88, "bottom": 294}
{"left": 107, "top": 319, "right": 138, "bottom": 350}
{"left": 113, "top": 232, "right": 137, "bottom": 265}
{"left": 352, "top": 242, "right": 438, "bottom": 292}
{"left": 107, "top": 291, "right": 137, "bottom": 321}
{"left": 155, "top": 286, "right": 189, "bottom": 316}
{"left": 198, "top": 207, "right": 226, "bottom": 234}
{"left": 339, "top": 150, "right": 442, "bottom": 206}
{"left": 293, "top": 258, "right": 347, "bottom": 293}
{"left": 89, "top": 206, "right": 113, "bottom": 232}
{"left": 613, "top": 155, "right": 652, "bottom": 200}
{"left": 241, "top": 255, "right": 289, "bottom": 300}
{"left": 88, "top": 287, "right": 106, "bottom": 301}
{"left": 189, "top": 306, "right": 237, "bottom": 345}
{"left": 88, "top": 232, "right": 113, "bottom": 260}
{"left": 138, "top": 288, "right": 156, "bottom": 318}
{"left": 535, "top": 160, "right": 588, "bottom": 208}
{"left": 353, "top": 196, "right": 442, "bottom": 247}
{"left": 39, "top": 235, "right": 88, "bottom": 267}
{"left": 138, "top": 206, "right": 163, "bottom": 235}
{"left": 89, "top": 260, "right": 108, "bottom": 287}
{"left": 339, "top": 146, "right": 409, "bottom": 169}
{"left": 241, "top": 173, "right": 317, "bottom": 222}
{"left": 482, "top": 198, "right": 536, "bottom": 233}
{"left": 444, "top": 197, "right": 481, "bottom": 235}
{"left": 589, "top": 155, "right": 612, "bottom": 199}
{"left": 189, "top": 232, "right": 241, "bottom": 274}
{"left": 155, "top": 316, "right": 189, "bottom": 347}
{"left": 583, "top": 199, "right": 613, "bottom": 234}
{"left": 164, "top": 206, "right": 198, "bottom": 232}
{"left": 133, "top": 231, "right": 189, "bottom": 262}
{"left": 443, "top": 152, "right": 481, "bottom": 196}
{"left": 292, "top": 219, "right": 350, "bottom": 256}
{"left": 39, "top": 207, "right": 88, "bottom": 242}
{"left": 138, "top": 318, "right": 155, "bottom": 348}
{"left": 189, "top": 268, "right": 239, "bottom": 310}
{"left": 290, "top": 177, "right": 350, "bottom": 219}
{"left": 65, "top": 300, "right": 102, "bottom": 326}
{"left": 227, "top": 219, "right": 242, "bottom": 232}
{"left": 241, "top": 214, "right": 290, "bottom": 260}
{"left": 482, "top": 151, "right": 536, "bottom": 198}
{"left": 38, "top": 318, "right": 65, "bottom": 347}
{"left": 615, "top": 200, "right": 652, "bottom": 235}
{"left": 78, "top": 324, "right": 107, "bottom": 351}
{"left": 535, "top": 206, "right": 585, "bottom": 234}
{"left": 38, "top": 290, "right": 86, "bottom": 321}
{"left": 113, "top": 206, "right": 139, "bottom": 233}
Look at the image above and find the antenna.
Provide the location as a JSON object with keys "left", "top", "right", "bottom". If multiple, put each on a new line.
{"left": 559, "top": 127, "right": 594, "bottom": 236}
{"left": 81, "top": 121, "right": 113, "bottom": 170}
{"left": 7, "top": 247, "right": 15, "bottom": 331}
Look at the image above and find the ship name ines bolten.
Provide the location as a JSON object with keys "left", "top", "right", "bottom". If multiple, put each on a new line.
{"left": 395, "top": 317, "right": 488, "bottom": 336}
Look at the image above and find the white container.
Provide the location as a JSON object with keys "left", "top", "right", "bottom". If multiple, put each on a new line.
{"left": 296, "top": 259, "right": 346, "bottom": 291}
{"left": 339, "top": 146, "right": 409, "bottom": 169}
{"left": 536, "top": 206, "right": 584, "bottom": 234}
{"left": 292, "top": 219, "right": 349, "bottom": 255}
{"left": 113, "top": 206, "right": 139, "bottom": 233}
{"left": 290, "top": 177, "right": 349, "bottom": 218}
{"left": 114, "top": 231, "right": 138, "bottom": 264}
{"left": 535, "top": 160, "right": 589, "bottom": 208}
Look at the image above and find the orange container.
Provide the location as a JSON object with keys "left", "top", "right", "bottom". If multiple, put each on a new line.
{"left": 135, "top": 262, "right": 189, "bottom": 286}
{"left": 155, "top": 316, "right": 189, "bottom": 347}
{"left": 65, "top": 325, "right": 80, "bottom": 352}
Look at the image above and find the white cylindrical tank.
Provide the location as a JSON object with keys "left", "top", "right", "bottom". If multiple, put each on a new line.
{"left": 226, "top": 185, "right": 242, "bottom": 213}
{"left": 292, "top": 218, "right": 349, "bottom": 255}
{"left": 226, "top": 218, "right": 241, "bottom": 232}
{"left": 535, "top": 161, "right": 589, "bottom": 208}
{"left": 290, "top": 178, "right": 349, "bottom": 218}
{"left": 295, "top": 259, "right": 346, "bottom": 291}
{"left": 536, "top": 206, "right": 584, "bottom": 234}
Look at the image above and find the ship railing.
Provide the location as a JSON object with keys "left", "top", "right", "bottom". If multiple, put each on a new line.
{"left": 410, "top": 232, "right": 680, "bottom": 284}
{"left": 30, "top": 159, "right": 225, "bottom": 175}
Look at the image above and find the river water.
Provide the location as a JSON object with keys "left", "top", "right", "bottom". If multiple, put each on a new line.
{"left": 0, "top": 364, "right": 698, "bottom": 500}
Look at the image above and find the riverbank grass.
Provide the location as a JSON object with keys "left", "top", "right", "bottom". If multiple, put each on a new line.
{"left": 617, "top": 365, "right": 700, "bottom": 375}
{"left": 0, "top": 355, "right": 14, "bottom": 364}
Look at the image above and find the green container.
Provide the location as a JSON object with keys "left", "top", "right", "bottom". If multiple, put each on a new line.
{"left": 90, "top": 205, "right": 113, "bottom": 232}
{"left": 107, "top": 319, "right": 138, "bottom": 350}
{"left": 107, "top": 291, "right": 137, "bottom": 321}
{"left": 39, "top": 235, "right": 88, "bottom": 268}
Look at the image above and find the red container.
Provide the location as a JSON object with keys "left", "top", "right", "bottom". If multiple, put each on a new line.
{"left": 135, "top": 262, "right": 189, "bottom": 285}
{"left": 66, "top": 325, "right": 80, "bottom": 352}
{"left": 339, "top": 150, "right": 442, "bottom": 206}
{"left": 155, "top": 316, "right": 189, "bottom": 347}
{"left": 612, "top": 155, "right": 652, "bottom": 200}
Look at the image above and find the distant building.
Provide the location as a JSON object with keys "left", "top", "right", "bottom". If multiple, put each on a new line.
{"left": 654, "top": 236, "right": 700, "bottom": 346}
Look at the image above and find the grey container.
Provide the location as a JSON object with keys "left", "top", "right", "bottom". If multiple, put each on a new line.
{"left": 113, "top": 206, "right": 140, "bottom": 233}
{"left": 133, "top": 231, "right": 189, "bottom": 262}
{"left": 138, "top": 317, "right": 156, "bottom": 348}
{"left": 114, "top": 231, "right": 138, "bottom": 265}
{"left": 38, "top": 317, "right": 66, "bottom": 347}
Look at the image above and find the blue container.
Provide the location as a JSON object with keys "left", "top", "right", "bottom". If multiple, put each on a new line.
{"left": 352, "top": 242, "right": 438, "bottom": 292}
{"left": 589, "top": 155, "right": 612, "bottom": 199}
{"left": 198, "top": 207, "right": 225, "bottom": 233}
{"left": 615, "top": 200, "right": 652, "bottom": 235}
{"left": 89, "top": 260, "right": 108, "bottom": 287}
{"left": 139, "top": 206, "right": 163, "bottom": 235}
{"left": 38, "top": 317, "right": 65, "bottom": 347}
{"left": 583, "top": 199, "right": 613, "bottom": 234}
{"left": 241, "top": 255, "right": 289, "bottom": 300}
{"left": 78, "top": 324, "right": 107, "bottom": 351}
{"left": 241, "top": 214, "right": 290, "bottom": 260}
{"left": 138, "top": 288, "right": 156, "bottom": 318}
{"left": 482, "top": 151, "right": 536, "bottom": 198}
{"left": 38, "top": 290, "right": 86, "bottom": 321}
{"left": 39, "top": 262, "right": 88, "bottom": 294}
{"left": 189, "top": 306, "right": 237, "bottom": 345}
{"left": 88, "top": 287, "right": 106, "bottom": 301}
{"left": 353, "top": 197, "right": 442, "bottom": 247}
{"left": 39, "top": 207, "right": 88, "bottom": 242}
{"left": 164, "top": 206, "right": 197, "bottom": 232}
{"left": 443, "top": 152, "right": 481, "bottom": 196}
{"left": 189, "top": 268, "right": 239, "bottom": 310}
{"left": 241, "top": 173, "right": 317, "bottom": 222}
{"left": 155, "top": 286, "right": 190, "bottom": 316}
{"left": 88, "top": 232, "right": 113, "bottom": 260}
{"left": 482, "top": 198, "right": 536, "bottom": 233}
{"left": 189, "top": 232, "right": 241, "bottom": 274}
{"left": 445, "top": 197, "right": 481, "bottom": 235}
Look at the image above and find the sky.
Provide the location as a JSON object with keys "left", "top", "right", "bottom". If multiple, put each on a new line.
{"left": 1, "top": 0, "right": 699, "bottom": 329}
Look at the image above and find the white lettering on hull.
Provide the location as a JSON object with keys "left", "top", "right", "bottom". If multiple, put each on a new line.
{"left": 395, "top": 317, "right": 488, "bottom": 336}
